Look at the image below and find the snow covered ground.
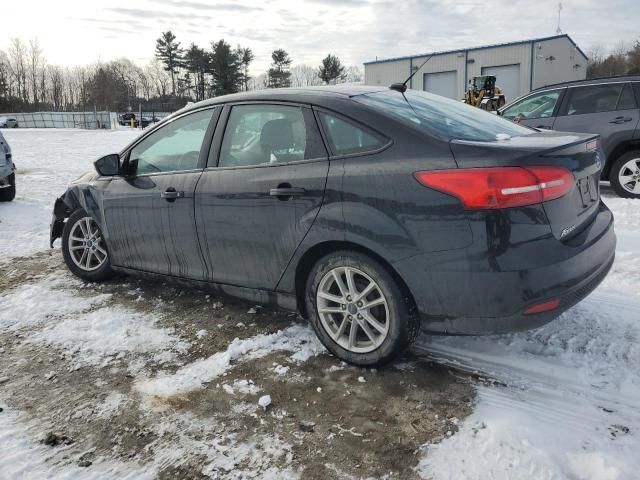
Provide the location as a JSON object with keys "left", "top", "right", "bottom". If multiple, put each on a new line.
{"left": 0, "top": 128, "right": 139, "bottom": 261}
{"left": 0, "top": 128, "right": 638, "bottom": 479}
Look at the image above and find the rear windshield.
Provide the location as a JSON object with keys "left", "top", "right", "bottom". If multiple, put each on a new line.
{"left": 356, "top": 90, "right": 534, "bottom": 142}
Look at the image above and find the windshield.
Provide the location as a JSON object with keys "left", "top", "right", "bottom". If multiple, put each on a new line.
{"left": 356, "top": 89, "right": 533, "bottom": 142}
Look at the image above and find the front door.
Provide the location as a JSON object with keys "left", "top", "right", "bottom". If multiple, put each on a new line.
{"left": 195, "top": 103, "right": 329, "bottom": 289}
{"left": 500, "top": 87, "right": 565, "bottom": 130}
{"left": 103, "top": 107, "right": 218, "bottom": 278}
{"left": 552, "top": 82, "right": 640, "bottom": 159}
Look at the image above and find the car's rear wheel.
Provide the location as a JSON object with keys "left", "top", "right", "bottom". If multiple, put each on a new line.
{"left": 610, "top": 151, "right": 640, "bottom": 198}
{"left": 0, "top": 173, "right": 15, "bottom": 202}
{"left": 305, "top": 250, "right": 417, "bottom": 366}
{"left": 62, "top": 209, "right": 114, "bottom": 281}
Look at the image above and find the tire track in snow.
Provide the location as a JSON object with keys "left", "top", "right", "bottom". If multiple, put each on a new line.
{"left": 413, "top": 290, "right": 640, "bottom": 480}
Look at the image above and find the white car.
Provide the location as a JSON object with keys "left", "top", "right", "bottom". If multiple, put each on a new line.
{"left": 0, "top": 131, "right": 16, "bottom": 202}
{"left": 0, "top": 116, "right": 19, "bottom": 128}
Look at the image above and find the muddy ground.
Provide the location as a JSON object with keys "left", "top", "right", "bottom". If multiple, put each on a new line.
{"left": 0, "top": 251, "right": 475, "bottom": 479}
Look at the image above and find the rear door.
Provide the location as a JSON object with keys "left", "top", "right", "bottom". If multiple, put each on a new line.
{"left": 552, "top": 82, "right": 640, "bottom": 159}
{"left": 500, "top": 87, "right": 565, "bottom": 130}
{"left": 195, "top": 103, "right": 329, "bottom": 289}
{"left": 103, "top": 107, "right": 218, "bottom": 278}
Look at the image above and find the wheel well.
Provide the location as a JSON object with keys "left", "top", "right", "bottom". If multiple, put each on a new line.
{"left": 603, "top": 140, "right": 640, "bottom": 179}
{"left": 294, "top": 240, "right": 418, "bottom": 318}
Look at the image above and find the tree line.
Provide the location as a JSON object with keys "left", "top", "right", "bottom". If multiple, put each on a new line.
{"left": 0, "top": 32, "right": 362, "bottom": 114}
{"left": 587, "top": 41, "right": 640, "bottom": 78}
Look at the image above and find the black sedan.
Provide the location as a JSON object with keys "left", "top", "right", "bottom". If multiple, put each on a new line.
{"left": 50, "top": 86, "right": 616, "bottom": 366}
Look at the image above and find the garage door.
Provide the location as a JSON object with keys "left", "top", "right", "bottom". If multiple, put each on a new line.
{"left": 481, "top": 64, "right": 521, "bottom": 103}
{"left": 423, "top": 71, "right": 458, "bottom": 100}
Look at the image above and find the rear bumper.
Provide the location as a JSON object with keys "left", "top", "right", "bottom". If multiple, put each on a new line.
{"left": 394, "top": 201, "right": 616, "bottom": 335}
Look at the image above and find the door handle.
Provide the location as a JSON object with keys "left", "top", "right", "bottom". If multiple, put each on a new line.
{"left": 269, "top": 186, "right": 306, "bottom": 198}
{"left": 609, "top": 116, "right": 632, "bottom": 124}
{"left": 161, "top": 188, "right": 185, "bottom": 202}
{"left": 536, "top": 125, "right": 551, "bottom": 130}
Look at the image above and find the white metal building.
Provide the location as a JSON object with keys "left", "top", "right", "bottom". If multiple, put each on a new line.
{"left": 364, "top": 34, "right": 588, "bottom": 102}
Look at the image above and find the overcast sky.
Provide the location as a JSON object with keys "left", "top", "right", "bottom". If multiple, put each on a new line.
{"left": 2, "top": 0, "right": 639, "bottom": 73}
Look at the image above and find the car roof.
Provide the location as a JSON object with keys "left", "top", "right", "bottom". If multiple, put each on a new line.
{"left": 534, "top": 75, "right": 640, "bottom": 91}
{"left": 181, "top": 85, "right": 389, "bottom": 112}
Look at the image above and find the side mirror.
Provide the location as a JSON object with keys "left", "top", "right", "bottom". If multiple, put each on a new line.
{"left": 94, "top": 153, "right": 120, "bottom": 176}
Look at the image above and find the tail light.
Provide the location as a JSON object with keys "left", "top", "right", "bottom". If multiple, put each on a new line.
{"left": 414, "top": 166, "right": 574, "bottom": 209}
{"left": 524, "top": 298, "right": 560, "bottom": 315}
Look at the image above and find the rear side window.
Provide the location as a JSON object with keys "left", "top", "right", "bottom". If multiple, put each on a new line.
{"left": 318, "top": 112, "right": 386, "bottom": 155}
{"left": 565, "top": 84, "right": 627, "bottom": 115}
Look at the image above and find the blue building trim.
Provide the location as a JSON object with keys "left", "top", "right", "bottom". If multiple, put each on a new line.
{"left": 364, "top": 34, "right": 588, "bottom": 65}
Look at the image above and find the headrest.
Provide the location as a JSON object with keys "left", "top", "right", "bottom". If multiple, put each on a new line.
{"left": 260, "top": 118, "right": 294, "bottom": 151}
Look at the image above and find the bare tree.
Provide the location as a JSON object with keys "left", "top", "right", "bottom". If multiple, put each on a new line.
{"left": 48, "top": 65, "right": 65, "bottom": 110}
{"left": 28, "top": 39, "right": 44, "bottom": 107}
{"left": 290, "top": 64, "right": 322, "bottom": 87}
{"left": 9, "top": 38, "right": 28, "bottom": 103}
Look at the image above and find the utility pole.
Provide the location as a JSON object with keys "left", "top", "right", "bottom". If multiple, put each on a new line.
{"left": 556, "top": 2, "right": 563, "bottom": 34}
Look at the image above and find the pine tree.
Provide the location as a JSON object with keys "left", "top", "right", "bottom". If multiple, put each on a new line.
{"left": 268, "top": 49, "right": 292, "bottom": 88}
{"left": 155, "top": 31, "right": 183, "bottom": 96}
{"left": 237, "top": 47, "right": 254, "bottom": 91}
{"left": 318, "top": 54, "right": 346, "bottom": 85}
{"left": 184, "top": 43, "right": 209, "bottom": 101}
{"left": 209, "top": 39, "right": 242, "bottom": 96}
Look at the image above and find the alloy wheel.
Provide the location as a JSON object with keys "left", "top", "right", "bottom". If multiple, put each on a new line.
{"left": 617, "top": 158, "right": 640, "bottom": 194}
{"left": 316, "top": 266, "right": 390, "bottom": 353}
{"left": 68, "top": 216, "right": 108, "bottom": 272}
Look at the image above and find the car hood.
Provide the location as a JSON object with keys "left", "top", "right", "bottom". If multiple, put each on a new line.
{"left": 70, "top": 170, "right": 99, "bottom": 185}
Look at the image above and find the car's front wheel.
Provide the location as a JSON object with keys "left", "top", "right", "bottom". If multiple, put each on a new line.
{"left": 0, "top": 173, "right": 16, "bottom": 202}
{"left": 62, "top": 209, "right": 114, "bottom": 281}
{"left": 305, "top": 251, "right": 417, "bottom": 366}
{"left": 610, "top": 151, "right": 640, "bottom": 198}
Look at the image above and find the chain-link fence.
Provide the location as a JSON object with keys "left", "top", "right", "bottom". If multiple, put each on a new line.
{"left": 0, "top": 112, "right": 117, "bottom": 129}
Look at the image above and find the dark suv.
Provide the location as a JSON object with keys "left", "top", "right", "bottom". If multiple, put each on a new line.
{"left": 50, "top": 86, "right": 615, "bottom": 366}
{"left": 500, "top": 76, "right": 640, "bottom": 198}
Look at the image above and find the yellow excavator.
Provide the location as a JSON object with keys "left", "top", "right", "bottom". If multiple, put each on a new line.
{"left": 463, "top": 76, "right": 506, "bottom": 112}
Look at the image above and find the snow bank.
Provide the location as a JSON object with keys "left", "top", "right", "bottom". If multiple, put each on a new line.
{"left": 136, "top": 325, "right": 323, "bottom": 398}
{"left": 0, "top": 272, "right": 110, "bottom": 331}
{"left": 26, "top": 306, "right": 189, "bottom": 367}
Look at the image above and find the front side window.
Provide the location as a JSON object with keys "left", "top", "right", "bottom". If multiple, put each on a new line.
{"left": 219, "top": 105, "right": 316, "bottom": 167}
{"left": 357, "top": 90, "right": 533, "bottom": 142}
{"left": 501, "top": 89, "right": 562, "bottom": 121}
{"left": 616, "top": 84, "right": 637, "bottom": 110}
{"left": 130, "top": 108, "right": 214, "bottom": 174}
{"left": 318, "top": 112, "right": 386, "bottom": 155}
{"left": 565, "top": 84, "right": 624, "bottom": 116}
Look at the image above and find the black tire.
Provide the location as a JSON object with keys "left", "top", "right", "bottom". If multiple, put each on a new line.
{"left": 305, "top": 250, "right": 417, "bottom": 366}
{"left": 61, "top": 209, "right": 114, "bottom": 282}
{"left": 609, "top": 151, "right": 640, "bottom": 199}
{"left": 0, "top": 173, "right": 15, "bottom": 202}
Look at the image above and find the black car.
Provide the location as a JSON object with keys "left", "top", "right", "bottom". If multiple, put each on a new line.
{"left": 499, "top": 75, "right": 640, "bottom": 198}
{"left": 50, "top": 86, "right": 616, "bottom": 366}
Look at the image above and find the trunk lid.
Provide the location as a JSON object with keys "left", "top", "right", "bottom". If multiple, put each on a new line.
{"left": 449, "top": 130, "right": 603, "bottom": 240}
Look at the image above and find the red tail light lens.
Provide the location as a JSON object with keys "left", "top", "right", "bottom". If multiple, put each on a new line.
{"left": 414, "top": 166, "right": 574, "bottom": 209}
